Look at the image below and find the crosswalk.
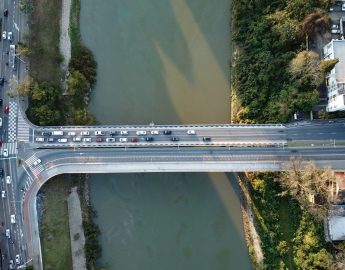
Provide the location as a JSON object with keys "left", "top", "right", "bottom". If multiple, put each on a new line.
{"left": 8, "top": 101, "right": 18, "bottom": 143}
{"left": 17, "top": 108, "right": 30, "bottom": 142}
{"left": 0, "top": 142, "right": 17, "bottom": 156}
{"left": 25, "top": 154, "right": 45, "bottom": 178}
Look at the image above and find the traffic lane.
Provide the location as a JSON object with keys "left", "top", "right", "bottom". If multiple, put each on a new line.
{"left": 0, "top": 173, "right": 11, "bottom": 270}
{"left": 287, "top": 125, "right": 345, "bottom": 140}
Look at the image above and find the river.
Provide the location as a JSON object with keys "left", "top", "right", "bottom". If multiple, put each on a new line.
{"left": 80, "top": 0, "right": 251, "bottom": 269}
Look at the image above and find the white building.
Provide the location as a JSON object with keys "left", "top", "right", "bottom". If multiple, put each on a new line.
{"left": 323, "top": 39, "right": 345, "bottom": 112}
{"left": 326, "top": 205, "right": 345, "bottom": 242}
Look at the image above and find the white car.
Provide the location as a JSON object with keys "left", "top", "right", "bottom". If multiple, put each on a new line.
{"left": 106, "top": 138, "right": 115, "bottom": 142}
{"left": 6, "top": 175, "right": 11, "bottom": 184}
{"left": 72, "top": 137, "right": 82, "bottom": 142}
{"left": 9, "top": 260, "right": 14, "bottom": 270}
{"left": 33, "top": 159, "right": 41, "bottom": 167}
{"left": 10, "top": 214, "right": 15, "bottom": 224}
{"left": 151, "top": 130, "right": 159, "bottom": 135}
{"left": 5, "top": 229, "right": 10, "bottom": 238}
{"left": 95, "top": 131, "right": 105, "bottom": 136}
{"left": 80, "top": 131, "right": 90, "bottom": 136}
{"left": 136, "top": 130, "right": 147, "bottom": 135}
{"left": 1, "top": 190, "right": 5, "bottom": 198}
{"left": 342, "top": 3, "right": 345, "bottom": 11}
{"left": 2, "top": 31, "right": 6, "bottom": 39}
{"left": 120, "top": 130, "right": 128, "bottom": 135}
{"left": 3, "top": 148, "right": 8, "bottom": 157}
{"left": 119, "top": 138, "right": 128, "bottom": 142}
{"left": 82, "top": 137, "right": 91, "bottom": 142}
{"left": 15, "top": 254, "right": 20, "bottom": 265}
{"left": 7, "top": 31, "right": 12, "bottom": 41}
{"left": 58, "top": 138, "right": 68, "bottom": 143}
{"left": 187, "top": 130, "right": 196, "bottom": 135}
{"left": 0, "top": 117, "right": 2, "bottom": 127}
{"left": 67, "top": 131, "right": 76, "bottom": 136}
{"left": 35, "top": 137, "right": 45, "bottom": 142}
{"left": 331, "top": 29, "right": 341, "bottom": 34}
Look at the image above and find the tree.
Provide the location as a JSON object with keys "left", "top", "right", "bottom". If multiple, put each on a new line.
{"left": 67, "top": 70, "right": 89, "bottom": 97}
{"left": 319, "top": 59, "right": 339, "bottom": 74}
{"left": 30, "top": 105, "right": 60, "bottom": 125}
{"left": 19, "top": 0, "right": 33, "bottom": 14}
{"left": 73, "top": 108, "right": 96, "bottom": 125}
{"left": 17, "top": 42, "right": 30, "bottom": 57}
{"left": 289, "top": 50, "right": 323, "bottom": 90}
{"left": 300, "top": 11, "right": 330, "bottom": 37}
{"left": 279, "top": 159, "right": 335, "bottom": 219}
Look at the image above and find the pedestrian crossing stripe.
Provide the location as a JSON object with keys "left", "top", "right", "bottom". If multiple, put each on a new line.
{"left": 1, "top": 142, "right": 17, "bottom": 156}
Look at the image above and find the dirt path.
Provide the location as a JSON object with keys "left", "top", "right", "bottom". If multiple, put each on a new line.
{"left": 237, "top": 173, "right": 264, "bottom": 267}
{"left": 60, "top": 0, "right": 72, "bottom": 75}
{"left": 67, "top": 187, "right": 87, "bottom": 270}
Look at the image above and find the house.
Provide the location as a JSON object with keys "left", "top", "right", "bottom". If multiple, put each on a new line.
{"left": 323, "top": 39, "right": 345, "bottom": 112}
{"left": 325, "top": 205, "right": 345, "bottom": 241}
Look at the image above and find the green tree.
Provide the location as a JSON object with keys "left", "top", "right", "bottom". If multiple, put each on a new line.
{"left": 73, "top": 108, "right": 96, "bottom": 125}
{"left": 19, "top": 0, "right": 33, "bottom": 14}
{"left": 30, "top": 105, "right": 61, "bottom": 125}
{"left": 17, "top": 42, "right": 30, "bottom": 57}
{"left": 67, "top": 70, "right": 89, "bottom": 97}
{"left": 319, "top": 59, "right": 339, "bottom": 74}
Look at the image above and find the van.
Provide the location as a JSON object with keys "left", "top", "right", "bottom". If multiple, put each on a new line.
{"left": 52, "top": 131, "right": 64, "bottom": 136}
{"left": 58, "top": 138, "right": 68, "bottom": 143}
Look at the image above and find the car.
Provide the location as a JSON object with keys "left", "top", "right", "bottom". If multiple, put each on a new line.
{"left": 0, "top": 78, "right": 4, "bottom": 85}
{"left": 48, "top": 138, "right": 55, "bottom": 142}
{"left": 2, "top": 191, "right": 5, "bottom": 198}
{"left": 119, "top": 138, "right": 128, "bottom": 142}
{"left": 136, "top": 130, "right": 146, "bottom": 135}
{"left": 57, "top": 138, "right": 68, "bottom": 143}
{"left": 151, "top": 130, "right": 159, "bottom": 135}
{"left": 41, "top": 131, "right": 51, "bottom": 136}
{"left": 0, "top": 99, "right": 2, "bottom": 106}
{"left": 80, "top": 131, "right": 90, "bottom": 136}
{"left": 332, "top": 24, "right": 339, "bottom": 29}
{"left": 67, "top": 131, "right": 76, "bottom": 136}
{"left": 72, "top": 137, "right": 81, "bottom": 142}
{"left": 342, "top": 3, "right": 345, "bottom": 11}
{"left": 3, "top": 148, "right": 8, "bottom": 157}
{"left": 35, "top": 137, "right": 45, "bottom": 142}
{"left": 82, "top": 137, "right": 91, "bottom": 142}
{"left": 2, "top": 31, "right": 6, "bottom": 39}
{"left": 9, "top": 260, "right": 14, "bottom": 270}
{"left": 171, "top": 137, "right": 179, "bottom": 141}
{"left": 120, "top": 130, "right": 128, "bottom": 135}
{"left": 131, "top": 137, "right": 139, "bottom": 142}
{"left": 0, "top": 168, "right": 3, "bottom": 177}
{"left": 5, "top": 229, "right": 10, "bottom": 238}
{"left": 329, "top": 7, "right": 334, "bottom": 11}
{"left": 187, "top": 130, "right": 195, "bottom": 135}
{"left": 95, "top": 131, "right": 105, "bottom": 136}
{"left": 145, "top": 137, "right": 154, "bottom": 141}
{"left": 4, "top": 106, "right": 9, "bottom": 114}
{"left": 109, "top": 131, "right": 117, "bottom": 136}
{"left": 106, "top": 138, "right": 115, "bottom": 142}
{"left": 15, "top": 254, "right": 20, "bottom": 265}
{"left": 0, "top": 140, "right": 3, "bottom": 147}
{"left": 33, "top": 159, "right": 41, "bottom": 167}
{"left": 6, "top": 176, "right": 11, "bottom": 184}
{"left": 331, "top": 29, "right": 341, "bottom": 34}
{"left": 3, "top": 9, "right": 8, "bottom": 16}
{"left": 163, "top": 130, "right": 172, "bottom": 135}
{"left": 203, "top": 137, "right": 211, "bottom": 142}
{"left": 96, "top": 137, "right": 103, "bottom": 142}
{"left": 0, "top": 117, "right": 2, "bottom": 127}
{"left": 7, "top": 32, "right": 12, "bottom": 41}
{"left": 10, "top": 214, "right": 15, "bottom": 224}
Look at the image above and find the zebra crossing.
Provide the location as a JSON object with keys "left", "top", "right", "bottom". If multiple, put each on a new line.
{"left": 8, "top": 101, "right": 18, "bottom": 143}
{"left": 17, "top": 108, "right": 30, "bottom": 142}
{"left": 25, "top": 154, "right": 45, "bottom": 178}
{"left": 0, "top": 142, "right": 17, "bottom": 156}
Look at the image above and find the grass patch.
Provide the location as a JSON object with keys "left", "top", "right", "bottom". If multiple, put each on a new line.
{"left": 40, "top": 176, "right": 77, "bottom": 270}
{"left": 29, "top": 0, "right": 63, "bottom": 84}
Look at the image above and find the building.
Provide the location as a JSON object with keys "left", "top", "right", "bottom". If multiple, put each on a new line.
{"left": 323, "top": 39, "right": 345, "bottom": 112}
{"left": 325, "top": 205, "right": 345, "bottom": 241}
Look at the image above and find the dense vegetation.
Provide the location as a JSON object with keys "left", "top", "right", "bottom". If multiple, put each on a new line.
{"left": 232, "top": 0, "right": 332, "bottom": 123}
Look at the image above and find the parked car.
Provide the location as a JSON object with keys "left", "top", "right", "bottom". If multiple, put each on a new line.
{"left": 119, "top": 138, "right": 128, "bottom": 142}
{"left": 82, "top": 137, "right": 92, "bottom": 142}
{"left": 106, "top": 138, "right": 116, "bottom": 142}
{"left": 41, "top": 131, "right": 51, "bottom": 136}
{"left": 80, "top": 131, "right": 90, "bottom": 136}
{"left": 95, "top": 131, "right": 105, "bottom": 136}
{"left": 136, "top": 130, "right": 147, "bottom": 135}
{"left": 72, "top": 137, "right": 81, "bottom": 142}
{"left": 131, "top": 137, "right": 139, "bottom": 142}
{"left": 163, "top": 130, "right": 172, "bottom": 135}
{"left": 96, "top": 137, "right": 103, "bottom": 142}
{"left": 120, "top": 130, "right": 129, "bottom": 135}
{"left": 151, "top": 130, "right": 159, "bottom": 135}
{"left": 57, "top": 138, "right": 68, "bottom": 143}
{"left": 203, "top": 137, "right": 211, "bottom": 142}
{"left": 145, "top": 137, "right": 154, "bottom": 141}
{"left": 171, "top": 137, "right": 179, "bottom": 141}
{"left": 187, "top": 130, "right": 195, "bottom": 135}
{"left": 48, "top": 138, "right": 55, "bottom": 142}
{"left": 109, "top": 131, "right": 117, "bottom": 136}
{"left": 67, "top": 132, "right": 76, "bottom": 136}
{"left": 35, "top": 137, "right": 45, "bottom": 142}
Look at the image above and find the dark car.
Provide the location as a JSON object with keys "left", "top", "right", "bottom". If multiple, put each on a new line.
{"left": 0, "top": 140, "right": 3, "bottom": 147}
{"left": 48, "top": 138, "right": 55, "bottom": 142}
{"left": 163, "top": 130, "right": 172, "bottom": 135}
{"left": 171, "top": 137, "right": 179, "bottom": 141}
{"left": 109, "top": 131, "right": 117, "bottom": 136}
{"left": 3, "top": 10, "right": 8, "bottom": 16}
{"left": 41, "top": 131, "right": 51, "bottom": 136}
{"left": 131, "top": 137, "right": 139, "bottom": 142}
{"left": 96, "top": 137, "right": 103, "bottom": 142}
{"left": 4, "top": 106, "right": 9, "bottom": 114}
{"left": 145, "top": 137, "right": 154, "bottom": 142}
{"left": 203, "top": 137, "right": 211, "bottom": 142}
{"left": 0, "top": 78, "right": 4, "bottom": 85}
{"left": 0, "top": 99, "right": 3, "bottom": 106}
{"left": 0, "top": 168, "right": 3, "bottom": 177}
